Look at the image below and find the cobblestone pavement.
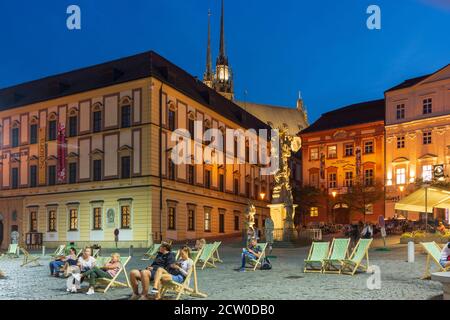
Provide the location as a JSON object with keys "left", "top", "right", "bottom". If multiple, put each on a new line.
{"left": 0, "top": 238, "right": 444, "bottom": 300}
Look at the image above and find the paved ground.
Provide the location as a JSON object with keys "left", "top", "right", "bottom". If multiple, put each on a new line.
{"left": 0, "top": 237, "right": 444, "bottom": 300}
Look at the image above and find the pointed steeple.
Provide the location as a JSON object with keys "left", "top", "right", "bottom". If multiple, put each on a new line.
{"left": 217, "top": 0, "right": 228, "bottom": 66}
{"left": 203, "top": 9, "right": 213, "bottom": 87}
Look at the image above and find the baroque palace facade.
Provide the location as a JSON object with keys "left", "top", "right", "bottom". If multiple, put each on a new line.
{"left": 385, "top": 64, "right": 450, "bottom": 220}
{"left": 0, "top": 51, "right": 275, "bottom": 249}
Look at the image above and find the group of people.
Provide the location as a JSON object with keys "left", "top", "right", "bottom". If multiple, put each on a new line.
{"left": 49, "top": 247, "right": 121, "bottom": 295}
{"left": 129, "top": 242, "right": 193, "bottom": 300}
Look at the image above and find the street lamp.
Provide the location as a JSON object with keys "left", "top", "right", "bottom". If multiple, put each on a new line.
{"left": 331, "top": 191, "right": 337, "bottom": 223}
{"left": 260, "top": 192, "right": 266, "bottom": 201}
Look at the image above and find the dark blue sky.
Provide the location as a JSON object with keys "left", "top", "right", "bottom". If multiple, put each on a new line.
{"left": 0, "top": 0, "right": 449, "bottom": 122}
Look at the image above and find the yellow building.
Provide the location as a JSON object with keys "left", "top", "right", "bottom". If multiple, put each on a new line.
{"left": 0, "top": 51, "right": 273, "bottom": 249}
{"left": 385, "top": 64, "right": 450, "bottom": 220}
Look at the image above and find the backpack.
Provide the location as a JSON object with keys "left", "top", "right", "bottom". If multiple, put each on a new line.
{"left": 260, "top": 257, "right": 272, "bottom": 270}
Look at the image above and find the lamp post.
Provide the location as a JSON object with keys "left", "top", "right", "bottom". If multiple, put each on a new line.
{"left": 423, "top": 183, "right": 430, "bottom": 233}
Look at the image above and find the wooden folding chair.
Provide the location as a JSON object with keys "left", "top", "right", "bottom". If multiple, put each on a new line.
{"left": 322, "top": 238, "right": 350, "bottom": 274}
{"left": 420, "top": 242, "right": 450, "bottom": 280}
{"left": 340, "top": 238, "right": 373, "bottom": 275}
{"left": 246, "top": 243, "right": 268, "bottom": 271}
{"left": 141, "top": 244, "right": 162, "bottom": 261}
{"left": 303, "top": 242, "right": 330, "bottom": 273}
{"left": 95, "top": 256, "right": 131, "bottom": 293}
{"left": 5, "top": 244, "right": 19, "bottom": 259}
{"left": 50, "top": 245, "right": 66, "bottom": 259}
{"left": 196, "top": 244, "right": 217, "bottom": 270}
{"left": 20, "top": 247, "right": 41, "bottom": 267}
{"left": 212, "top": 241, "right": 223, "bottom": 263}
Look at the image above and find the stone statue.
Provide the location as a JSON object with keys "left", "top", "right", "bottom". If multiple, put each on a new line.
{"left": 245, "top": 201, "right": 256, "bottom": 242}
{"left": 10, "top": 230, "right": 19, "bottom": 245}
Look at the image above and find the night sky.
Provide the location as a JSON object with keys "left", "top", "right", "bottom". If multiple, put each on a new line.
{"left": 0, "top": 0, "right": 449, "bottom": 122}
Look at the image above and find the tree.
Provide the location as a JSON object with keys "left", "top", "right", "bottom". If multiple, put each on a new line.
{"left": 341, "top": 181, "right": 384, "bottom": 222}
{"left": 293, "top": 185, "right": 322, "bottom": 226}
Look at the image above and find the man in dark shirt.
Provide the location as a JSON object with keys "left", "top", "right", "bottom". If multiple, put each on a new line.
{"left": 129, "top": 242, "right": 175, "bottom": 300}
{"left": 239, "top": 238, "right": 262, "bottom": 272}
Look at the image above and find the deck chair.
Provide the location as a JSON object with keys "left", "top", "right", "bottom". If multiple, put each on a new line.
{"left": 50, "top": 245, "right": 66, "bottom": 259}
{"left": 95, "top": 256, "right": 131, "bottom": 293}
{"left": 212, "top": 241, "right": 223, "bottom": 263}
{"left": 142, "top": 243, "right": 162, "bottom": 261}
{"left": 93, "top": 249, "right": 100, "bottom": 258}
{"left": 322, "top": 238, "right": 350, "bottom": 274}
{"left": 304, "top": 242, "right": 330, "bottom": 273}
{"left": 160, "top": 248, "right": 206, "bottom": 300}
{"left": 196, "top": 244, "right": 217, "bottom": 270}
{"left": 246, "top": 242, "right": 268, "bottom": 271}
{"left": 5, "top": 244, "right": 19, "bottom": 258}
{"left": 340, "top": 238, "right": 373, "bottom": 275}
{"left": 20, "top": 247, "right": 41, "bottom": 267}
{"left": 420, "top": 242, "right": 450, "bottom": 280}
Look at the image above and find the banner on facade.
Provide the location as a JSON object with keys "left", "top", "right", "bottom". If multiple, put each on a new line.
{"left": 57, "top": 123, "right": 67, "bottom": 184}
{"left": 38, "top": 127, "right": 46, "bottom": 185}
{"left": 355, "top": 146, "right": 362, "bottom": 177}
{"left": 320, "top": 153, "right": 325, "bottom": 180}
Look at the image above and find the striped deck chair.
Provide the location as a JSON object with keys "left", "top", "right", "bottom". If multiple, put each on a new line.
{"left": 340, "top": 238, "right": 373, "bottom": 275}
{"left": 20, "top": 247, "right": 41, "bottom": 267}
{"left": 246, "top": 242, "right": 268, "bottom": 271}
{"left": 5, "top": 244, "right": 19, "bottom": 259}
{"left": 304, "top": 242, "right": 330, "bottom": 273}
{"left": 322, "top": 238, "right": 350, "bottom": 274}
{"left": 420, "top": 242, "right": 450, "bottom": 280}
{"left": 95, "top": 256, "right": 131, "bottom": 293}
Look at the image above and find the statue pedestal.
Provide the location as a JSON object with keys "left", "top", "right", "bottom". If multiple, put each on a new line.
{"left": 267, "top": 203, "right": 298, "bottom": 242}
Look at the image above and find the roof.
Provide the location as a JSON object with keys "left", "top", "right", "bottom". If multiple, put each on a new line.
{"left": 300, "top": 99, "right": 385, "bottom": 135}
{"left": 235, "top": 101, "right": 309, "bottom": 136}
{"left": 385, "top": 63, "right": 450, "bottom": 93}
{"left": 0, "top": 51, "right": 270, "bottom": 131}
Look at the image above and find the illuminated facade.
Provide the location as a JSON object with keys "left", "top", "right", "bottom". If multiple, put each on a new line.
{"left": 385, "top": 64, "right": 450, "bottom": 221}
{"left": 300, "top": 100, "right": 385, "bottom": 224}
{"left": 0, "top": 51, "right": 274, "bottom": 249}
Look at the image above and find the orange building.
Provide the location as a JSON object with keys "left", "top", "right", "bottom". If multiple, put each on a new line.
{"left": 299, "top": 100, "right": 385, "bottom": 225}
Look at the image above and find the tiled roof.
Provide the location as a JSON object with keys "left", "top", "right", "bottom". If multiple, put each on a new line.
{"left": 300, "top": 99, "right": 385, "bottom": 135}
{"left": 0, "top": 51, "right": 270, "bottom": 131}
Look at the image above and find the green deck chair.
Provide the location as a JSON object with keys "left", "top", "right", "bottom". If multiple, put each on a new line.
{"left": 420, "top": 242, "right": 450, "bottom": 280}
{"left": 197, "top": 244, "right": 217, "bottom": 270}
{"left": 6, "top": 244, "right": 19, "bottom": 258}
{"left": 304, "top": 242, "right": 330, "bottom": 273}
{"left": 212, "top": 241, "right": 223, "bottom": 263}
{"left": 340, "top": 238, "right": 373, "bottom": 275}
{"left": 141, "top": 243, "right": 161, "bottom": 261}
{"left": 322, "top": 238, "right": 350, "bottom": 274}
{"left": 246, "top": 243, "right": 268, "bottom": 271}
{"left": 50, "top": 245, "right": 66, "bottom": 259}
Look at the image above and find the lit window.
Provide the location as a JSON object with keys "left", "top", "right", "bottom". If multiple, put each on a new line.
{"left": 48, "top": 210, "right": 57, "bottom": 232}
{"left": 168, "top": 207, "right": 176, "bottom": 230}
{"left": 310, "top": 147, "right": 319, "bottom": 160}
{"left": 93, "top": 207, "right": 102, "bottom": 230}
{"left": 365, "top": 204, "right": 374, "bottom": 215}
{"left": 327, "top": 145, "right": 337, "bottom": 159}
{"left": 69, "top": 209, "right": 78, "bottom": 231}
{"left": 310, "top": 207, "right": 319, "bottom": 217}
{"left": 204, "top": 210, "right": 211, "bottom": 232}
{"left": 30, "top": 211, "right": 38, "bottom": 232}
{"left": 364, "top": 169, "right": 374, "bottom": 186}
{"left": 396, "top": 168, "right": 406, "bottom": 185}
{"left": 345, "top": 171, "right": 353, "bottom": 187}
{"left": 121, "top": 205, "right": 131, "bottom": 229}
{"left": 328, "top": 173, "right": 337, "bottom": 189}
{"left": 422, "top": 165, "right": 433, "bottom": 182}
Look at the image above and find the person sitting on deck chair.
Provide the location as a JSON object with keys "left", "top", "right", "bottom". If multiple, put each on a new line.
{"left": 239, "top": 238, "right": 262, "bottom": 272}
{"left": 129, "top": 241, "right": 175, "bottom": 300}
{"left": 192, "top": 238, "right": 206, "bottom": 251}
{"left": 49, "top": 247, "right": 77, "bottom": 277}
{"left": 82, "top": 253, "right": 121, "bottom": 295}
{"left": 440, "top": 242, "right": 450, "bottom": 268}
{"left": 152, "top": 245, "right": 193, "bottom": 300}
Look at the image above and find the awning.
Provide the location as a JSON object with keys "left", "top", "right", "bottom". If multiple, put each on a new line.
{"left": 395, "top": 187, "right": 450, "bottom": 213}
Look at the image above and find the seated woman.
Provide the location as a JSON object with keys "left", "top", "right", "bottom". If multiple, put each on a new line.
{"left": 62, "top": 248, "right": 79, "bottom": 277}
{"left": 192, "top": 238, "right": 206, "bottom": 251}
{"left": 239, "top": 238, "right": 262, "bottom": 272}
{"left": 82, "top": 253, "right": 121, "bottom": 295}
{"left": 49, "top": 247, "right": 77, "bottom": 277}
{"left": 437, "top": 222, "right": 447, "bottom": 235}
{"left": 151, "top": 246, "right": 193, "bottom": 300}
{"left": 68, "top": 247, "right": 96, "bottom": 293}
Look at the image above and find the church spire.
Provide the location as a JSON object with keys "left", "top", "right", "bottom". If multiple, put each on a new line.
{"left": 203, "top": 9, "right": 213, "bottom": 87}
{"left": 213, "top": 0, "right": 234, "bottom": 100}
{"left": 217, "top": 0, "right": 227, "bottom": 66}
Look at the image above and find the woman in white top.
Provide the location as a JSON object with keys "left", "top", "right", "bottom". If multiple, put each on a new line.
{"left": 67, "top": 247, "right": 96, "bottom": 293}
{"left": 152, "top": 246, "right": 193, "bottom": 300}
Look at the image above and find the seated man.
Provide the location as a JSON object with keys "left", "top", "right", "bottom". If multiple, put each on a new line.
{"left": 239, "top": 238, "right": 262, "bottom": 272}
{"left": 129, "top": 242, "right": 175, "bottom": 300}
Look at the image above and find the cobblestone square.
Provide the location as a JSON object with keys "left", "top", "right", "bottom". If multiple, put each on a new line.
{"left": 0, "top": 238, "right": 444, "bottom": 300}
